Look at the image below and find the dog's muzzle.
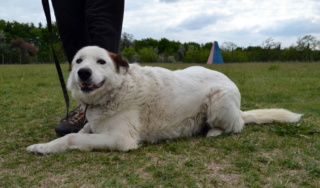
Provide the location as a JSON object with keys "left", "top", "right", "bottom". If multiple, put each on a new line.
{"left": 79, "top": 80, "right": 105, "bottom": 92}
{"left": 77, "top": 68, "right": 104, "bottom": 92}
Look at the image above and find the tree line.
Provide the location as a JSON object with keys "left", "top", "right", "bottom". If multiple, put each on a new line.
{"left": 1, "top": 19, "right": 320, "bottom": 64}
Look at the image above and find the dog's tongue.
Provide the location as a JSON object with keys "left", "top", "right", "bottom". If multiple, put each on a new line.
{"left": 94, "top": 81, "right": 104, "bottom": 88}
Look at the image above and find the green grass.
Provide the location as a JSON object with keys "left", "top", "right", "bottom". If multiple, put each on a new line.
{"left": 0, "top": 63, "right": 319, "bottom": 187}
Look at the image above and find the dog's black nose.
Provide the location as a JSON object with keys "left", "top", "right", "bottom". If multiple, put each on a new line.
{"left": 78, "top": 68, "right": 92, "bottom": 81}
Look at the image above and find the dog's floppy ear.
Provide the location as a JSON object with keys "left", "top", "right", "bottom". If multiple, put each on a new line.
{"left": 108, "top": 52, "right": 129, "bottom": 73}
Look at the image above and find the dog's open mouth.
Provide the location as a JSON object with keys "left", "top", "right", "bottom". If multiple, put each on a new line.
{"left": 79, "top": 80, "right": 105, "bottom": 92}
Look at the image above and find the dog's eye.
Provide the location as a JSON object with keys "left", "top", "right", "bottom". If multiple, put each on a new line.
{"left": 97, "top": 59, "right": 106, "bottom": 65}
{"left": 76, "top": 59, "right": 82, "bottom": 64}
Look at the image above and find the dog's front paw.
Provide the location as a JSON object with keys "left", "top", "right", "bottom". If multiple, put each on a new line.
{"left": 27, "top": 143, "right": 58, "bottom": 155}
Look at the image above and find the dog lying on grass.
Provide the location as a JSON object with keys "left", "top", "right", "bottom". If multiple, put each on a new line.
{"left": 27, "top": 46, "right": 302, "bottom": 154}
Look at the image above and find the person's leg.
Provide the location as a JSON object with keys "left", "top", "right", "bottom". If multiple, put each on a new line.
{"left": 51, "top": 0, "right": 88, "bottom": 63}
{"left": 85, "top": 0, "right": 125, "bottom": 53}
{"left": 51, "top": 0, "right": 125, "bottom": 136}
{"left": 51, "top": 0, "right": 88, "bottom": 136}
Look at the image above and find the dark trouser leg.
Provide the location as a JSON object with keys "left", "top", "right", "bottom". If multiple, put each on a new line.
{"left": 51, "top": 0, "right": 88, "bottom": 64}
{"left": 51, "top": 0, "right": 125, "bottom": 136}
{"left": 85, "top": 0, "right": 125, "bottom": 54}
{"left": 51, "top": 0, "right": 88, "bottom": 136}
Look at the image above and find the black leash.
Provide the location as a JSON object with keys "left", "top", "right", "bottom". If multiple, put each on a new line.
{"left": 83, "top": 104, "right": 89, "bottom": 124}
{"left": 42, "top": 0, "right": 70, "bottom": 120}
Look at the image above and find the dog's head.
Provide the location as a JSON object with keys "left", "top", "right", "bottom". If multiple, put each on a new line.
{"left": 67, "top": 46, "right": 129, "bottom": 104}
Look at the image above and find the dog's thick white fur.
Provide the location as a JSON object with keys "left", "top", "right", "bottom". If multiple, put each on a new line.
{"left": 27, "top": 46, "right": 302, "bottom": 154}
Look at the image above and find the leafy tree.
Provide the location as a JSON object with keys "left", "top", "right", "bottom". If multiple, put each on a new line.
{"left": 281, "top": 46, "right": 300, "bottom": 62}
{"left": 245, "top": 46, "right": 264, "bottom": 62}
{"left": 120, "top": 32, "right": 134, "bottom": 51}
{"left": 134, "top": 38, "right": 159, "bottom": 52}
{"left": 120, "top": 47, "right": 136, "bottom": 62}
{"left": 158, "top": 38, "right": 170, "bottom": 54}
{"left": 296, "top": 35, "right": 318, "bottom": 51}
{"left": 184, "top": 42, "right": 201, "bottom": 51}
{"left": 157, "top": 38, "right": 181, "bottom": 61}
{"left": 0, "top": 19, "right": 64, "bottom": 63}
{"left": 202, "top": 42, "right": 213, "bottom": 51}
{"left": 235, "top": 47, "right": 251, "bottom": 62}
{"left": 221, "top": 41, "right": 237, "bottom": 62}
{"left": 296, "top": 35, "right": 318, "bottom": 62}
{"left": 2, "top": 19, "right": 320, "bottom": 63}
{"left": 183, "top": 48, "right": 209, "bottom": 63}
{"left": 0, "top": 30, "right": 9, "bottom": 63}
{"left": 221, "top": 41, "right": 237, "bottom": 51}
{"left": 138, "top": 47, "right": 157, "bottom": 62}
{"left": 11, "top": 38, "right": 38, "bottom": 64}
{"left": 262, "top": 38, "right": 281, "bottom": 61}
{"left": 177, "top": 44, "right": 185, "bottom": 61}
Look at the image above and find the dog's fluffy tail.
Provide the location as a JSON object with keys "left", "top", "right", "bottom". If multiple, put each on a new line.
{"left": 241, "top": 109, "right": 302, "bottom": 124}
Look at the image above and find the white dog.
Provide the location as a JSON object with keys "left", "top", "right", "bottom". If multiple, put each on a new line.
{"left": 27, "top": 46, "right": 302, "bottom": 154}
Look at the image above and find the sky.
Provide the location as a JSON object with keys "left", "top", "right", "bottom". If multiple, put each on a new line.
{"left": 1, "top": 0, "right": 320, "bottom": 48}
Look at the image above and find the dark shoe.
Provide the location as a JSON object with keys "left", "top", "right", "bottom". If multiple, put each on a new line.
{"left": 55, "top": 105, "right": 87, "bottom": 137}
